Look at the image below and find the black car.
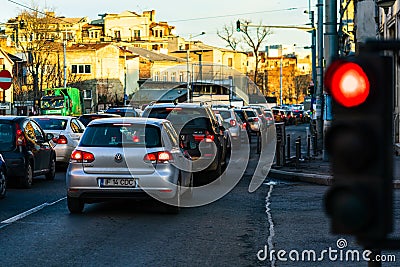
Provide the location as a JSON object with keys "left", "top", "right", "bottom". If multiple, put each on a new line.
{"left": 0, "top": 116, "right": 56, "bottom": 188}
{"left": 142, "top": 103, "right": 228, "bottom": 181}
{"left": 78, "top": 113, "right": 121, "bottom": 127}
{"left": 105, "top": 107, "right": 139, "bottom": 117}
{"left": 0, "top": 154, "right": 7, "bottom": 199}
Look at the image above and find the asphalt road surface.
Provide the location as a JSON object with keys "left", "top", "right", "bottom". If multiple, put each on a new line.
{"left": 1, "top": 125, "right": 400, "bottom": 267}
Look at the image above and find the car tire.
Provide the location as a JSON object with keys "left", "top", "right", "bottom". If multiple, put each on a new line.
{"left": 0, "top": 168, "right": 6, "bottom": 199}
{"left": 210, "top": 159, "right": 222, "bottom": 183}
{"left": 67, "top": 196, "right": 84, "bottom": 214}
{"left": 19, "top": 163, "right": 33, "bottom": 189}
{"left": 163, "top": 180, "right": 181, "bottom": 214}
{"left": 45, "top": 156, "right": 56, "bottom": 181}
{"left": 182, "top": 172, "right": 193, "bottom": 199}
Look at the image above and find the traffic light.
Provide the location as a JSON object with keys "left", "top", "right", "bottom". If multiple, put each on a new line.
{"left": 307, "top": 85, "right": 315, "bottom": 96}
{"left": 236, "top": 20, "right": 241, "bottom": 32}
{"left": 324, "top": 52, "right": 393, "bottom": 242}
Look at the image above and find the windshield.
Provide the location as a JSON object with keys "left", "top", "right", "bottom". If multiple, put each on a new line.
{"left": 41, "top": 97, "right": 65, "bottom": 109}
{"left": 80, "top": 124, "right": 161, "bottom": 148}
{"left": 0, "top": 122, "right": 14, "bottom": 152}
{"left": 34, "top": 118, "right": 68, "bottom": 130}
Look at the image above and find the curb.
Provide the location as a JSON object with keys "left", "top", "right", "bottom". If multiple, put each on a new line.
{"left": 268, "top": 168, "right": 333, "bottom": 186}
{"left": 269, "top": 168, "right": 400, "bottom": 188}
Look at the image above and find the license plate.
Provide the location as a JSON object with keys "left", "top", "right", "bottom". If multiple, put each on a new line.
{"left": 98, "top": 178, "right": 138, "bottom": 188}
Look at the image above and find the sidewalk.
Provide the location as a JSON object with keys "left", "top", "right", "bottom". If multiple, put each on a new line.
{"left": 268, "top": 151, "right": 400, "bottom": 188}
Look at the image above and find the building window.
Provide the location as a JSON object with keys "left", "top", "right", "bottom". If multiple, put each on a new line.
{"left": 134, "top": 30, "right": 140, "bottom": 38}
{"left": 0, "top": 58, "right": 4, "bottom": 65}
{"left": 171, "top": 72, "right": 176, "bottom": 82}
{"left": 179, "top": 72, "right": 184, "bottom": 82}
{"left": 84, "top": 89, "right": 92, "bottom": 99}
{"left": 71, "top": 64, "right": 91, "bottom": 74}
{"left": 154, "top": 71, "right": 160, "bottom": 81}
{"left": 95, "top": 32, "right": 98, "bottom": 38}
{"left": 228, "top": 58, "right": 233, "bottom": 67}
{"left": 162, "top": 72, "right": 168, "bottom": 81}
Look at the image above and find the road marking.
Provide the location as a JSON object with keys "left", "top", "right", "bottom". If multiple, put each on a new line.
{"left": 0, "top": 197, "right": 66, "bottom": 229}
{"left": 265, "top": 183, "right": 276, "bottom": 266}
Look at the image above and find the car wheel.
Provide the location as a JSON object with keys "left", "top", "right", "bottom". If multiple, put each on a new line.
{"left": 45, "top": 157, "right": 56, "bottom": 181}
{"left": 163, "top": 180, "right": 181, "bottom": 214}
{"left": 0, "top": 168, "right": 6, "bottom": 199}
{"left": 182, "top": 172, "right": 193, "bottom": 199}
{"left": 19, "top": 163, "right": 33, "bottom": 189}
{"left": 210, "top": 160, "right": 222, "bottom": 183}
{"left": 67, "top": 196, "right": 84, "bottom": 214}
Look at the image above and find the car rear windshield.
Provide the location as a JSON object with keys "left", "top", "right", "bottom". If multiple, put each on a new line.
{"left": 244, "top": 110, "right": 257, "bottom": 118}
{"left": 213, "top": 110, "right": 231, "bottom": 120}
{"left": 105, "top": 109, "right": 137, "bottom": 117}
{"left": 79, "top": 124, "right": 161, "bottom": 148}
{"left": 234, "top": 110, "right": 246, "bottom": 121}
{"left": 34, "top": 118, "right": 68, "bottom": 130}
{"left": 0, "top": 122, "right": 14, "bottom": 152}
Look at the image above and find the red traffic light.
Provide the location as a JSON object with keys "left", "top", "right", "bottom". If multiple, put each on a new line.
{"left": 325, "top": 61, "right": 370, "bottom": 108}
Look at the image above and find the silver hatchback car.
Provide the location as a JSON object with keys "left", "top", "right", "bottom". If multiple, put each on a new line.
{"left": 66, "top": 117, "right": 193, "bottom": 214}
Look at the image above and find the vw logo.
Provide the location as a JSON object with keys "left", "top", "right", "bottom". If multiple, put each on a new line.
{"left": 114, "top": 153, "right": 123, "bottom": 163}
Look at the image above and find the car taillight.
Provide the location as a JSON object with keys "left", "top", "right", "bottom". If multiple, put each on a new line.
{"left": 193, "top": 134, "right": 205, "bottom": 142}
{"left": 70, "top": 150, "right": 95, "bottom": 163}
{"left": 15, "top": 124, "right": 26, "bottom": 146}
{"left": 242, "top": 122, "right": 247, "bottom": 130}
{"left": 253, "top": 117, "right": 259, "bottom": 122}
{"left": 230, "top": 119, "right": 237, "bottom": 127}
{"left": 53, "top": 135, "right": 68, "bottom": 144}
{"left": 143, "top": 151, "right": 173, "bottom": 164}
{"left": 205, "top": 131, "right": 214, "bottom": 143}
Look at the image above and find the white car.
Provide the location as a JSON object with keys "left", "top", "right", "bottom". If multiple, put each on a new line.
{"left": 32, "top": 116, "right": 85, "bottom": 164}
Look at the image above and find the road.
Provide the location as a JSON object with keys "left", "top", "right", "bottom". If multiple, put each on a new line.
{"left": 0, "top": 125, "right": 400, "bottom": 266}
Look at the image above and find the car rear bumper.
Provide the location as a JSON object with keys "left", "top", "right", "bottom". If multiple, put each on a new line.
{"left": 66, "top": 165, "right": 179, "bottom": 200}
{"left": 2, "top": 153, "right": 26, "bottom": 177}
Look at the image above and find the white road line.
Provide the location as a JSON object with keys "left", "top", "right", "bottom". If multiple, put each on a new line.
{"left": 265, "top": 183, "right": 276, "bottom": 267}
{"left": 0, "top": 197, "right": 66, "bottom": 228}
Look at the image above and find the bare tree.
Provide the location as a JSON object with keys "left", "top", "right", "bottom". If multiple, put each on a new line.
{"left": 218, "top": 20, "right": 272, "bottom": 88}
{"left": 217, "top": 23, "right": 241, "bottom": 51}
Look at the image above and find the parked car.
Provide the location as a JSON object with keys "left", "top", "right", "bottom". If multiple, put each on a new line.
{"left": 32, "top": 116, "right": 86, "bottom": 165}
{"left": 66, "top": 117, "right": 193, "bottom": 214}
{"left": 105, "top": 106, "right": 139, "bottom": 117}
{"left": 212, "top": 107, "right": 245, "bottom": 146}
{"left": 0, "top": 154, "right": 7, "bottom": 199}
{"left": 78, "top": 113, "right": 121, "bottom": 127}
{"left": 0, "top": 116, "right": 56, "bottom": 188}
{"left": 142, "top": 103, "right": 228, "bottom": 181}
{"left": 249, "top": 104, "right": 275, "bottom": 127}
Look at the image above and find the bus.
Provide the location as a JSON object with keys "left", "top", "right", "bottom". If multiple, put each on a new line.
{"left": 41, "top": 87, "right": 84, "bottom": 116}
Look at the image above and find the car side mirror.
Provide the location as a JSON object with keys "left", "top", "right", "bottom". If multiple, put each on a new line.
{"left": 45, "top": 133, "right": 54, "bottom": 142}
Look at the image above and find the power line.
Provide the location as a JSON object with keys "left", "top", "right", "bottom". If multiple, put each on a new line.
{"left": 7, "top": 0, "right": 74, "bottom": 25}
{"left": 169, "top": 7, "right": 308, "bottom": 23}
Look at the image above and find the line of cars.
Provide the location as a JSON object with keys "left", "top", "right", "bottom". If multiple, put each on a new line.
{"left": 271, "top": 104, "right": 311, "bottom": 125}
{"left": 1, "top": 103, "right": 275, "bottom": 214}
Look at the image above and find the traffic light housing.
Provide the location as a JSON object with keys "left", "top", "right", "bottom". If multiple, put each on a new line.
{"left": 307, "top": 85, "right": 315, "bottom": 96}
{"left": 236, "top": 20, "right": 241, "bottom": 32}
{"left": 324, "top": 52, "right": 393, "bottom": 242}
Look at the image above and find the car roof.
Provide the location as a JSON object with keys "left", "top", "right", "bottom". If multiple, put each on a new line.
{"left": 145, "top": 102, "right": 209, "bottom": 109}
{"left": 0, "top": 116, "right": 27, "bottom": 122}
{"left": 32, "top": 115, "right": 75, "bottom": 120}
{"left": 87, "top": 117, "right": 168, "bottom": 126}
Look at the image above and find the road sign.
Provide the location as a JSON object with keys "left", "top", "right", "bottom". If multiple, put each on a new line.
{"left": 0, "top": 70, "right": 12, "bottom": 90}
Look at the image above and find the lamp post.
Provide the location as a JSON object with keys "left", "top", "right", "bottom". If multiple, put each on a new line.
{"left": 186, "top": 32, "right": 205, "bottom": 102}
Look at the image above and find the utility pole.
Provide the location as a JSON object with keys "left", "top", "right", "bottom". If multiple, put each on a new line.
{"left": 316, "top": 0, "right": 324, "bottom": 153}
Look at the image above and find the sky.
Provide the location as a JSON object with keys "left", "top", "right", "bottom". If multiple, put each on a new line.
{"left": 1, "top": 0, "right": 316, "bottom": 54}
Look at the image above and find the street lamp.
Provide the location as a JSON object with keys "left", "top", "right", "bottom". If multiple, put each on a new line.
{"left": 186, "top": 31, "right": 205, "bottom": 102}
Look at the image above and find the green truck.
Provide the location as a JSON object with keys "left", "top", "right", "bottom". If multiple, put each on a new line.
{"left": 40, "top": 87, "right": 84, "bottom": 116}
